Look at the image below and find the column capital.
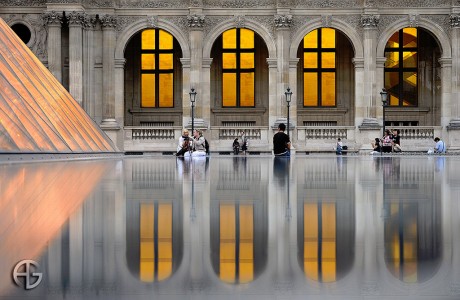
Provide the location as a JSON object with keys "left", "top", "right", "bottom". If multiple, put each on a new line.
{"left": 202, "top": 58, "right": 213, "bottom": 68}
{"left": 361, "top": 14, "right": 379, "bottom": 28}
{"left": 43, "top": 11, "right": 63, "bottom": 26}
{"left": 274, "top": 14, "right": 292, "bottom": 29}
{"left": 100, "top": 14, "right": 118, "bottom": 29}
{"left": 187, "top": 14, "right": 205, "bottom": 28}
{"left": 66, "top": 11, "right": 87, "bottom": 27}
{"left": 450, "top": 14, "right": 460, "bottom": 28}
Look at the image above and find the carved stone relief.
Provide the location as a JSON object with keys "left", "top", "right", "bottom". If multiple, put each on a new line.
{"left": 43, "top": 11, "right": 63, "bottom": 26}
{"left": 146, "top": 15, "right": 158, "bottom": 29}
{"left": 361, "top": 14, "right": 379, "bottom": 28}
{"left": 378, "top": 0, "right": 450, "bottom": 7}
{"left": 336, "top": 14, "right": 363, "bottom": 39}
{"left": 248, "top": 15, "right": 276, "bottom": 41}
{"left": 203, "top": 16, "right": 228, "bottom": 41}
{"left": 118, "top": 0, "right": 187, "bottom": 8}
{"left": 377, "top": 15, "right": 404, "bottom": 40}
{"left": 66, "top": 11, "right": 88, "bottom": 26}
{"left": 116, "top": 16, "right": 142, "bottom": 34}
{"left": 234, "top": 15, "right": 246, "bottom": 28}
{"left": 277, "top": 0, "right": 291, "bottom": 7}
{"left": 203, "top": 0, "right": 275, "bottom": 8}
{"left": 290, "top": 15, "right": 317, "bottom": 41}
{"left": 274, "top": 14, "right": 293, "bottom": 28}
{"left": 188, "top": 14, "right": 206, "bottom": 28}
{"left": 83, "top": 0, "right": 114, "bottom": 7}
{"left": 189, "top": 0, "right": 203, "bottom": 6}
{"left": 1, "top": 0, "right": 46, "bottom": 6}
{"left": 408, "top": 14, "right": 420, "bottom": 27}
{"left": 423, "top": 15, "right": 451, "bottom": 38}
{"left": 321, "top": 15, "right": 332, "bottom": 28}
{"left": 293, "top": 0, "right": 362, "bottom": 8}
{"left": 451, "top": 14, "right": 460, "bottom": 28}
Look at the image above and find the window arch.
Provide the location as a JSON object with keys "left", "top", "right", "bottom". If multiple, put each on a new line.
{"left": 301, "top": 28, "right": 336, "bottom": 107}
{"left": 384, "top": 28, "right": 418, "bottom": 106}
{"left": 221, "top": 28, "right": 255, "bottom": 107}
{"left": 140, "top": 29, "right": 175, "bottom": 108}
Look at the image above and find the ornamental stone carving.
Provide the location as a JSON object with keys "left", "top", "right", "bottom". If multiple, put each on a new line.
{"left": 277, "top": 0, "right": 291, "bottom": 7}
{"left": 204, "top": 0, "right": 275, "bottom": 8}
{"left": 361, "top": 14, "right": 379, "bottom": 28}
{"left": 321, "top": 15, "right": 332, "bottom": 27}
{"left": 423, "top": 15, "right": 451, "bottom": 37}
{"left": 146, "top": 15, "right": 158, "bottom": 28}
{"left": 451, "top": 14, "right": 460, "bottom": 28}
{"left": 116, "top": 16, "right": 141, "bottom": 34}
{"left": 203, "top": 16, "right": 227, "bottom": 40}
{"left": 2, "top": 0, "right": 45, "bottom": 5}
{"left": 118, "top": 0, "right": 187, "bottom": 8}
{"left": 188, "top": 14, "right": 205, "bottom": 28}
{"left": 100, "top": 15, "right": 118, "bottom": 29}
{"left": 43, "top": 11, "right": 63, "bottom": 26}
{"left": 377, "top": 15, "right": 404, "bottom": 40}
{"left": 364, "top": 0, "right": 375, "bottom": 7}
{"left": 84, "top": 0, "right": 114, "bottom": 7}
{"left": 408, "top": 14, "right": 419, "bottom": 27}
{"left": 189, "top": 0, "right": 203, "bottom": 6}
{"left": 293, "top": 0, "right": 361, "bottom": 8}
{"left": 66, "top": 11, "right": 87, "bottom": 27}
{"left": 234, "top": 15, "right": 246, "bottom": 28}
{"left": 274, "top": 14, "right": 292, "bottom": 28}
{"left": 379, "top": 0, "right": 450, "bottom": 7}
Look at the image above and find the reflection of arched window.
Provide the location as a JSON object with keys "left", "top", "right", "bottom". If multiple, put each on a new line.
{"left": 385, "top": 28, "right": 418, "bottom": 106}
{"left": 221, "top": 28, "right": 255, "bottom": 107}
{"left": 140, "top": 203, "right": 173, "bottom": 282}
{"left": 302, "top": 28, "right": 336, "bottom": 107}
{"left": 141, "top": 29, "right": 174, "bottom": 108}
{"left": 384, "top": 201, "right": 441, "bottom": 283}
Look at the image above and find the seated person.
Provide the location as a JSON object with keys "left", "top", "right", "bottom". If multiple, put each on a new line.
{"left": 185, "top": 129, "right": 207, "bottom": 157}
{"left": 371, "top": 137, "right": 381, "bottom": 153}
{"left": 336, "top": 138, "right": 343, "bottom": 155}
{"left": 176, "top": 129, "right": 192, "bottom": 156}
{"left": 434, "top": 137, "right": 446, "bottom": 153}
{"left": 381, "top": 129, "right": 393, "bottom": 153}
{"left": 233, "top": 138, "right": 240, "bottom": 155}
{"left": 392, "top": 129, "right": 402, "bottom": 152}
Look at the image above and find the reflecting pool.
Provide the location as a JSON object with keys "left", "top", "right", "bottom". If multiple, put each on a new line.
{"left": 1, "top": 156, "right": 460, "bottom": 300}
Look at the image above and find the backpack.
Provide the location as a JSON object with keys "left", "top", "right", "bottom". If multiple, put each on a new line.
{"left": 204, "top": 138, "right": 210, "bottom": 154}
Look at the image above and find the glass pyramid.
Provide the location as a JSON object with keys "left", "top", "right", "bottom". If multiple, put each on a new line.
{"left": 0, "top": 17, "right": 116, "bottom": 153}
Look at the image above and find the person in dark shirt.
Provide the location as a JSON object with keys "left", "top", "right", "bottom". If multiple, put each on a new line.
{"left": 273, "top": 123, "right": 291, "bottom": 157}
{"left": 392, "top": 129, "right": 402, "bottom": 152}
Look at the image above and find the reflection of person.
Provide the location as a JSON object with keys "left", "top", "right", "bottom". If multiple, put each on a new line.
{"left": 176, "top": 129, "right": 192, "bottom": 157}
{"left": 273, "top": 123, "right": 290, "bottom": 157}
{"left": 233, "top": 138, "right": 240, "bottom": 155}
{"left": 434, "top": 137, "right": 446, "bottom": 153}
{"left": 273, "top": 156, "right": 289, "bottom": 186}
{"left": 435, "top": 157, "right": 445, "bottom": 172}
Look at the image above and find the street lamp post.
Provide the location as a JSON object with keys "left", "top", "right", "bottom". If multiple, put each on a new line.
{"left": 380, "top": 88, "right": 388, "bottom": 136}
{"left": 285, "top": 87, "right": 293, "bottom": 137}
{"left": 189, "top": 88, "right": 197, "bottom": 134}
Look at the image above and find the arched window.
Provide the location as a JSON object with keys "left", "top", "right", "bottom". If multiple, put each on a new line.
{"left": 141, "top": 29, "right": 174, "bottom": 108}
{"left": 384, "top": 28, "right": 418, "bottom": 106}
{"left": 221, "top": 28, "right": 255, "bottom": 107}
{"left": 302, "top": 28, "right": 336, "bottom": 107}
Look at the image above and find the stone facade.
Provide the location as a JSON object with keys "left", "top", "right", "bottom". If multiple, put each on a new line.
{"left": 1, "top": 0, "right": 460, "bottom": 152}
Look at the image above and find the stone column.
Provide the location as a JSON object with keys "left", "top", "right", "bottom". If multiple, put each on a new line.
{"left": 359, "top": 14, "right": 380, "bottom": 127}
{"left": 66, "top": 11, "right": 85, "bottom": 106}
{"left": 43, "top": 11, "right": 63, "bottom": 83}
{"left": 448, "top": 15, "right": 460, "bottom": 147}
{"left": 83, "top": 16, "right": 97, "bottom": 116}
{"left": 188, "top": 13, "right": 207, "bottom": 128}
{"left": 267, "top": 58, "right": 278, "bottom": 128}
{"left": 100, "top": 15, "right": 119, "bottom": 129}
{"left": 439, "top": 58, "right": 452, "bottom": 139}
{"left": 180, "top": 58, "right": 192, "bottom": 127}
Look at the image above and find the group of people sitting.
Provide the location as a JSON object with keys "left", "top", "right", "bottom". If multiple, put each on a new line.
{"left": 232, "top": 131, "right": 248, "bottom": 155}
{"left": 175, "top": 129, "right": 208, "bottom": 157}
{"left": 371, "top": 129, "right": 402, "bottom": 154}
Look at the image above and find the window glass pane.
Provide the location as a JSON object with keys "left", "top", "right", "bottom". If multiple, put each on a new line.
{"left": 140, "top": 204, "right": 154, "bottom": 282}
{"left": 403, "top": 51, "right": 417, "bottom": 68}
{"left": 159, "top": 54, "right": 173, "bottom": 70}
{"left": 142, "top": 30, "right": 155, "bottom": 50}
{"left": 240, "top": 28, "right": 254, "bottom": 49}
{"left": 157, "top": 204, "right": 173, "bottom": 281}
{"left": 159, "top": 29, "right": 173, "bottom": 50}
{"left": 386, "top": 31, "right": 399, "bottom": 48}
{"left": 304, "top": 30, "right": 318, "bottom": 49}
{"left": 389, "top": 94, "right": 399, "bottom": 106}
{"left": 403, "top": 28, "right": 417, "bottom": 48}
{"left": 321, "top": 53, "right": 335, "bottom": 69}
{"left": 385, "top": 51, "right": 399, "bottom": 68}
{"left": 321, "top": 72, "right": 335, "bottom": 106}
{"left": 321, "top": 28, "right": 335, "bottom": 48}
{"left": 141, "top": 74, "right": 155, "bottom": 107}
{"left": 223, "top": 29, "right": 237, "bottom": 49}
{"left": 385, "top": 72, "right": 399, "bottom": 105}
{"left": 240, "top": 72, "right": 254, "bottom": 106}
{"left": 402, "top": 72, "right": 417, "bottom": 106}
{"left": 223, "top": 53, "right": 237, "bottom": 69}
{"left": 304, "top": 73, "right": 318, "bottom": 106}
{"left": 304, "top": 53, "right": 317, "bottom": 68}
{"left": 159, "top": 74, "right": 173, "bottom": 107}
{"left": 142, "top": 54, "right": 155, "bottom": 70}
{"left": 239, "top": 204, "right": 254, "bottom": 284}
{"left": 240, "top": 53, "right": 254, "bottom": 69}
{"left": 223, "top": 73, "right": 237, "bottom": 106}
{"left": 220, "top": 204, "right": 236, "bottom": 283}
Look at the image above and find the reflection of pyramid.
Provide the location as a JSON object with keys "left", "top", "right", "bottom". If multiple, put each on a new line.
{"left": 0, "top": 18, "right": 116, "bottom": 153}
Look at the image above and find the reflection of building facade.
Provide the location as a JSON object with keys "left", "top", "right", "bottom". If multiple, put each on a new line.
{"left": 4, "top": 1, "right": 460, "bottom": 152}
{"left": 3, "top": 157, "right": 455, "bottom": 298}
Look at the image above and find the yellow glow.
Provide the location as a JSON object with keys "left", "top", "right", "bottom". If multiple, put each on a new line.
{"left": 159, "top": 29, "right": 173, "bottom": 50}
{"left": 239, "top": 205, "right": 254, "bottom": 283}
{"left": 403, "top": 51, "right": 417, "bottom": 68}
{"left": 304, "top": 73, "right": 318, "bottom": 106}
{"left": 321, "top": 28, "right": 335, "bottom": 48}
{"left": 223, "top": 73, "right": 237, "bottom": 106}
{"left": 142, "top": 29, "right": 155, "bottom": 50}
{"left": 240, "top": 29, "right": 254, "bottom": 49}
{"left": 223, "top": 53, "right": 237, "bottom": 69}
{"left": 240, "top": 53, "right": 254, "bottom": 69}
{"left": 321, "top": 53, "right": 335, "bottom": 68}
{"left": 159, "top": 54, "right": 173, "bottom": 70}
{"left": 142, "top": 54, "right": 155, "bottom": 70}
{"left": 304, "top": 30, "right": 318, "bottom": 48}
{"left": 223, "top": 29, "right": 237, "bottom": 49}
{"left": 140, "top": 204, "right": 155, "bottom": 282}
{"left": 386, "top": 31, "right": 399, "bottom": 48}
{"left": 404, "top": 72, "right": 417, "bottom": 86}
{"left": 157, "top": 204, "right": 173, "bottom": 281}
{"left": 403, "top": 28, "right": 417, "bottom": 48}
{"left": 159, "top": 74, "right": 173, "bottom": 107}
{"left": 304, "top": 53, "right": 317, "bottom": 68}
{"left": 141, "top": 74, "right": 155, "bottom": 107}
{"left": 240, "top": 73, "right": 254, "bottom": 106}
{"left": 385, "top": 52, "right": 399, "bottom": 68}
{"left": 304, "top": 203, "right": 319, "bottom": 280}
{"left": 220, "top": 204, "right": 236, "bottom": 283}
{"left": 389, "top": 94, "right": 399, "bottom": 106}
{"left": 321, "top": 73, "right": 335, "bottom": 106}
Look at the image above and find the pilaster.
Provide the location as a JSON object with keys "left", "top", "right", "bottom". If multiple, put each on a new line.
{"left": 43, "top": 11, "right": 63, "bottom": 83}
{"left": 448, "top": 14, "right": 460, "bottom": 130}
{"left": 66, "top": 11, "right": 86, "bottom": 106}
